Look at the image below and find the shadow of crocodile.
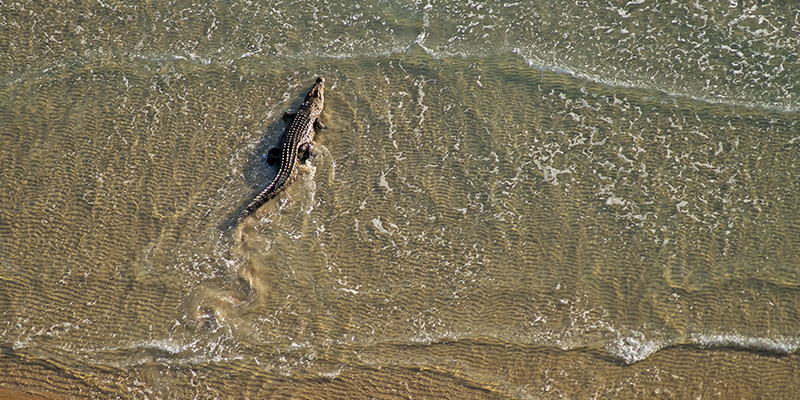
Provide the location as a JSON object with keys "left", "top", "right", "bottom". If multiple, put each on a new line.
{"left": 217, "top": 94, "right": 311, "bottom": 232}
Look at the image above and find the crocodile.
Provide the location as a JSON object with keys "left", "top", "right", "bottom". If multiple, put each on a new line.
{"left": 237, "top": 77, "right": 325, "bottom": 225}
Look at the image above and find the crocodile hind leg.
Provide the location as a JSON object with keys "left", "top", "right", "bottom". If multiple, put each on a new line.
{"left": 298, "top": 142, "right": 315, "bottom": 164}
{"left": 267, "top": 147, "right": 282, "bottom": 166}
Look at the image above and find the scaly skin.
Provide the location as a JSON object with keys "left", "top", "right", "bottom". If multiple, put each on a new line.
{"left": 237, "top": 77, "right": 325, "bottom": 225}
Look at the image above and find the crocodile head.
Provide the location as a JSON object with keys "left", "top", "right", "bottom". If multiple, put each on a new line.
{"left": 302, "top": 77, "right": 325, "bottom": 113}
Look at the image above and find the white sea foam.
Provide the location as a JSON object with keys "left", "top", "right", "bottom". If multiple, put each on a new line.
{"left": 603, "top": 330, "right": 800, "bottom": 364}
{"left": 690, "top": 332, "right": 800, "bottom": 354}
{"left": 605, "top": 330, "right": 671, "bottom": 364}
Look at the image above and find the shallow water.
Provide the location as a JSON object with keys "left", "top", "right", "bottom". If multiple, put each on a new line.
{"left": 1, "top": 0, "right": 799, "bottom": 398}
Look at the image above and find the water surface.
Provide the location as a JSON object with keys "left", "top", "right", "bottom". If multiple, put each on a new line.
{"left": 1, "top": 0, "right": 799, "bottom": 398}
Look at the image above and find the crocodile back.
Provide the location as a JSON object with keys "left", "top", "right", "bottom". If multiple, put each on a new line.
{"left": 236, "top": 77, "right": 325, "bottom": 225}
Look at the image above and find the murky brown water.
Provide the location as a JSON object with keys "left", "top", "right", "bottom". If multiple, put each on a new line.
{"left": 2, "top": 1, "right": 800, "bottom": 399}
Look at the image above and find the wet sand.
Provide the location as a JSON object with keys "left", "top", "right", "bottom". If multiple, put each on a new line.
{"left": 3, "top": 346, "right": 800, "bottom": 399}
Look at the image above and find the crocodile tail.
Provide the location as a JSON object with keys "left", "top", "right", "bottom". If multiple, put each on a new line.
{"left": 237, "top": 186, "right": 274, "bottom": 225}
{"left": 236, "top": 164, "right": 298, "bottom": 226}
